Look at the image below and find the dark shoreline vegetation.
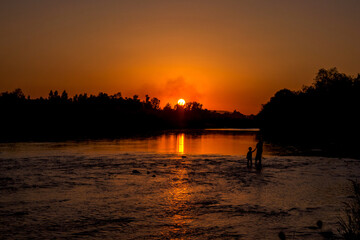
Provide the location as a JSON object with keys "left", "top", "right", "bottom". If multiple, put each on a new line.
{"left": 0, "top": 90, "right": 256, "bottom": 140}
{"left": 1, "top": 68, "right": 359, "bottom": 157}
{"left": 258, "top": 67, "right": 360, "bottom": 158}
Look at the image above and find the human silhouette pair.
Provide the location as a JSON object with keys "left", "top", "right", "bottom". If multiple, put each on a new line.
{"left": 246, "top": 139, "right": 263, "bottom": 169}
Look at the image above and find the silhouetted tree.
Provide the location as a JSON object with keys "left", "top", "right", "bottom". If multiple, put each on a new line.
{"left": 174, "top": 104, "right": 184, "bottom": 111}
{"left": 97, "top": 92, "right": 109, "bottom": 102}
{"left": 257, "top": 67, "right": 360, "bottom": 146}
{"left": 185, "top": 101, "right": 203, "bottom": 111}
{"left": 133, "top": 95, "right": 139, "bottom": 102}
{"left": 150, "top": 97, "right": 160, "bottom": 110}
{"left": 61, "top": 90, "right": 68, "bottom": 101}
{"left": 0, "top": 88, "right": 25, "bottom": 102}
{"left": 12, "top": 88, "right": 25, "bottom": 99}
{"left": 112, "top": 92, "right": 122, "bottom": 100}
{"left": 49, "top": 90, "right": 54, "bottom": 100}
{"left": 0, "top": 87, "right": 253, "bottom": 139}
{"left": 163, "top": 103, "right": 172, "bottom": 111}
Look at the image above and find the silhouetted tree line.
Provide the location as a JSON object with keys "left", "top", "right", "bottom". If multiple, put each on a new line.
{"left": 0, "top": 89, "right": 254, "bottom": 140}
{"left": 257, "top": 67, "right": 360, "bottom": 145}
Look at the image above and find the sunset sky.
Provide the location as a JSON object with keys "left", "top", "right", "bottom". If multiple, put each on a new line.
{"left": 1, "top": 0, "right": 359, "bottom": 114}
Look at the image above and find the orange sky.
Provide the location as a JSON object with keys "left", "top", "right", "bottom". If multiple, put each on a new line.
{"left": 1, "top": 0, "right": 360, "bottom": 114}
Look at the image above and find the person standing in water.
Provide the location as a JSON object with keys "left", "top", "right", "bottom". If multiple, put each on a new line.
{"left": 255, "top": 139, "right": 264, "bottom": 168}
{"left": 246, "top": 147, "right": 256, "bottom": 168}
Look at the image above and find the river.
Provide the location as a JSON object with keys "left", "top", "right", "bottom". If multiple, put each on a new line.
{"left": 0, "top": 129, "right": 358, "bottom": 239}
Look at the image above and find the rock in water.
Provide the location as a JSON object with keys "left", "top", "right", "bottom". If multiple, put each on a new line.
{"left": 278, "top": 231, "right": 286, "bottom": 240}
{"left": 316, "top": 220, "right": 323, "bottom": 229}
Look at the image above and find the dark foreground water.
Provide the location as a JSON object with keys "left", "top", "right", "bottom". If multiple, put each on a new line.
{"left": 0, "top": 130, "right": 359, "bottom": 239}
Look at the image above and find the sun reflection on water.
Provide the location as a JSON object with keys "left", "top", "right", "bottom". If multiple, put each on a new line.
{"left": 177, "top": 133, "right": 185, "bottom": 154}
{"left": 164, "top": 164, "right": 193, "bottom": 238}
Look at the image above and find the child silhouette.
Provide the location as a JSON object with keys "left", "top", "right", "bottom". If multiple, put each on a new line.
{"left": 247, "top": 147, "right": 256, "bottom": 168}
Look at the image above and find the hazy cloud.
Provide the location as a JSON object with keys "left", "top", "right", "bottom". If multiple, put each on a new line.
{"left": 162, "top": 77, "right": 201, "bottom": 101}
{"left": 138, "top": 77, "right": 201, "bottom": 106}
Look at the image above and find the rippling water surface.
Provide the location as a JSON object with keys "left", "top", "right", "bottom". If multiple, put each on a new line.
{"left": 0, "top": 130, "right": 359, "bottom": 239}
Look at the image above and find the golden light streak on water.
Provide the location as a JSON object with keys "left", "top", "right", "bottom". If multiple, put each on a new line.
{"left": 177, "top": 133, "right": 185, "bottom": 154}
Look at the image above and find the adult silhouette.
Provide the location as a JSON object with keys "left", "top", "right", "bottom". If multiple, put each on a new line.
{"left": 255, "top": 138, "right": 263, "bottom": 168}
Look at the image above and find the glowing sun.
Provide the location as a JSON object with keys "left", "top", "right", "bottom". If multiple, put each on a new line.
{"left": 178, "top": 99, "right": 186, "bottom": 106}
